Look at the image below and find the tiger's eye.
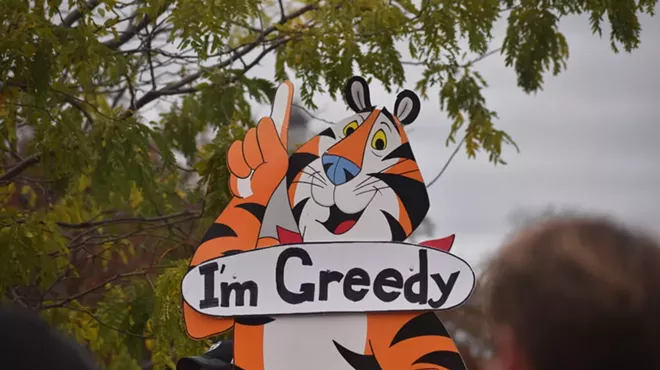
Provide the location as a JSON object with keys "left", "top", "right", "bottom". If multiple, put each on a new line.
{"left": 371, "top": 129, "right": 387, "bottom": 150}
{"left": 343, "top": 121, "right": 358, "bottom": 137}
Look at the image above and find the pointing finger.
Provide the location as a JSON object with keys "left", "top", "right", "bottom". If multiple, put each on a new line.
{"left": 256, "top": 117, "right": 287, "bottom": 163}
{"left": 269, "top": 81, "right": 294, "bottom": 150}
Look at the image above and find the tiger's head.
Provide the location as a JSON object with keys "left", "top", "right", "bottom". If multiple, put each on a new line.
{"left": 286, "top": 76, "right": 430, "bottom": 242}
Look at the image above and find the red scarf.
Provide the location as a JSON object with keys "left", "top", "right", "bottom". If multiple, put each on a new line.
{"left": 276, "top": 226, "right": 455, "bottom": 252}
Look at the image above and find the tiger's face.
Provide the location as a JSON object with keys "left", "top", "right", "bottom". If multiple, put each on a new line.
{"left": 286, "top": 76, "right": 429, "bottom": 242}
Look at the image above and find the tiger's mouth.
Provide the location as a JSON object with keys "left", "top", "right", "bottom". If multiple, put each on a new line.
{"left": 320, "top": 204, "right": 365, "bottom": 235}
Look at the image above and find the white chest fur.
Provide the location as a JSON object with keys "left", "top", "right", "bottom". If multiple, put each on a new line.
{"left": 262, "top": 313, "right": 368, "bottom": 370}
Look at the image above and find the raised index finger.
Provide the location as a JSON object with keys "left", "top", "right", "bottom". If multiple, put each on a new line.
{"left": 269, "top": 81, "right": 294, "bottom": 151}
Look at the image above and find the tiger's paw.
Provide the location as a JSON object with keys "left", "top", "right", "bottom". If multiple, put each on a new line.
{"left": 226, "top": 81, "right": 294, "bottom": 199}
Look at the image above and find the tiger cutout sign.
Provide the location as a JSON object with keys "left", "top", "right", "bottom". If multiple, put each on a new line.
{"left": 181, "top": 76, "right": 476, "bottom": 370}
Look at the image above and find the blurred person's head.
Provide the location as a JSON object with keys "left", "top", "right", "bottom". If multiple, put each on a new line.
{"left": 0, "top": 305, "right": 100, "bottom": 370}
{"left": 482, "top": 216, "right": 660, "bottom": 370}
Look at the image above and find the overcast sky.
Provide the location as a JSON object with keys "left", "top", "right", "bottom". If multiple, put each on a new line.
{"left": 139, "top": 10, "right": 659, "bottom": 270}
{"left": 246, "top": 13, "right": 660, "bottom": 269}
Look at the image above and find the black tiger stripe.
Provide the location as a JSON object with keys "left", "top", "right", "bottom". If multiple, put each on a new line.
{"left": 333, "top": 341, "right": 382, "bottom": 370}
{"left": 390, "top": 312, "right": 451, "bottom": 347}
{"left": 382, "top": 210, "right": 406, "bottom": 242}
{"left": 287, "top": 152, "right": 319, "bottom": 188}
{"left": 292, "top": 198, "right": 310, "bottom": 225}
{"left": 413, "top": 351, "right": 466, "bottom": 370}
{"left": 235, "top": 316, "right": 275, "bottom": 326}
{"left": 383, "top": 142, "right": 414, "bottom": 161}
{"left": 380, "top": 108, "right": 402, "bottom": 134}
{"left": 236, "top": 202, "right": 266, "bottom": 222}
{"left": 200, "top": 223, "right": 237, "bottom": 243}
{"left": 318, "top": 128, "right": 336, "bottom": 139}
{"left": 369, "top": 172, "right": 429, "bottom": 232}
{"left": 222, "top": 250, "right": 243, "bottom": 257}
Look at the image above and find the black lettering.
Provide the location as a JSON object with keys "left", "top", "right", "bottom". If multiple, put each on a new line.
{"left": 374, "top": 268, "right": 403, "bottom": 302}
{"left": 276, "top": 247, "right": 315, "bottom": 304}
{"left": 404, "top": 249, "right": 429, "bottom": 305}
{"left": 199, "top": 263, "right": 219, "bottom": 309}
{"left": 428, "top": 271, "right": 460, "bottom": 309}
{"left": 220, "top": 281, "right": 258, "bottom": 307}
{"left": 343, "top": 268, "right": 370, "bottom": 302}
{"left": 319, "top": 270, "right": 344, "bottom": 301}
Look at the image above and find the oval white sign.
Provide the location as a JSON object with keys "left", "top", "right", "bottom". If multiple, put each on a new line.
{"left": 181, "top": 242, "right": 475, "bottom": 317}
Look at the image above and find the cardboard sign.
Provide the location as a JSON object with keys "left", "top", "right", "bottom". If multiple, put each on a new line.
{"left": 181, "top": 77, "right": 476, "bottom": 370}
{"left": 182, "top": 242, "right": 474, "bottom": 317}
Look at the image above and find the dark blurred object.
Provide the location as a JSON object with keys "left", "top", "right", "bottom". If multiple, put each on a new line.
{"left": 0, "top": 305, "right": 100, "bottom": 370}
{"left": 287, "top": 100, "right": 312, "bottom": 153}
{"left": 176, "top": 340, "right": 234, "bottom": 370}
{"left": 482, "top": 216, "right": 660, "bottom": 370}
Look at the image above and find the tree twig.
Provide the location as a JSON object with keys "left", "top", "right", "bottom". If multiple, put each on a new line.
{"left": 123, "top": 3, "right": 319, "bottom": 116}
{"left": 277, "top": 0, "right": 286, "bottom": 22}
{"left": 423, "top": 47, "right": 503, "bottom": 188}
{"left": 40, "top": 271, "right": 148, "bottom": 309}
{"left": 61, "top": 0, "right": 101, "bottom": 27}
{"left": 56, "top": 210, "right": 198, "bottom": 229}
{"left": 103, "top": 1, "right": 172, "bottom": 50}
{"left": 425, "top": 134, "right": 466, "bottom": 189}
{"left": 63, "top": 305, "right": 154, "bottom": 339}
{"left": 0, "top": 153, "right": 41, "bottom": 183}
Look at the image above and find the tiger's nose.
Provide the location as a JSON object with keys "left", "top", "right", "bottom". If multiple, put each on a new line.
{"left": 322, "top": 154, "right": 361, "bottom": 186}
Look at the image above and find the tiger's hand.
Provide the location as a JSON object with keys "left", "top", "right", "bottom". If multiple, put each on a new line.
{"left": 227, "top": 81, "right": 293, "bottom": 199}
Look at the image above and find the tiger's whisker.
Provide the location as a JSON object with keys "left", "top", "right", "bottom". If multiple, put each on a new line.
{"left": 355, "top": 186, "right": 389, "bottom": 197}
{"left": 354, "top": 172, "right": 383, "bottom": 188}
{"left": 353, "top": 179, "right": 382, "bottom": 192}
{"left": 303, "top": 165, "right": 328, "bottom": 185}
{"left": 301, "top": 170, "right": 327, "bottom": 185}
{"left": 291, "top": 180, "right": 323, "bottom": 188}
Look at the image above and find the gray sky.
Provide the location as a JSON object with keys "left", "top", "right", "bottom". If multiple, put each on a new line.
{"left": 247, "top": 13, "right": 660, "bottom": 268}
{"left": 139, "top": 10, "right": 659, "bottom": 270}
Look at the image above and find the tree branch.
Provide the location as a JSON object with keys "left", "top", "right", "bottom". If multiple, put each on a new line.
{"left": 277, "top": 0, "right": 286, "bottom": 22}
{"left": 56, "top": 210, "right": 198, "bottom": 229}
{"left": 63, "top": 305, "right": 154, "bottom": 339}
{"left": 61, "top": 94, "right": 94, "bottom": 124}
{"left": 0, "top": 153, "right": 41, "bottom": 183}
{"left": 40, "top": 271, "right": 148, "bottom": 309}
{"left": 123, "top": 3, "right": 319, "bottom": 116}
{"left": 103, "top": 2, "right": 172, "bottom": 50}
{"left": 61, "top": 0, "right": 101, "bottom": 27}
{"left": 425, "top": 134, "right": 466, "bottom": 189}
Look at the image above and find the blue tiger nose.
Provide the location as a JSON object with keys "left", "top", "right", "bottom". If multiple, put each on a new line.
{"left": 322, "top": 154, "right": 361, "bottom": 186}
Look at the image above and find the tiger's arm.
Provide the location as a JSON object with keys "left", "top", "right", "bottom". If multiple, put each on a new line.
{"left": 365, "top": 312, "right": 467, "bottom": 370}
{"left": 183, "top": 192, "right": 279, "bottom": 339}
{"left": 184, "top": 82, "right": 293, "bottom": 340}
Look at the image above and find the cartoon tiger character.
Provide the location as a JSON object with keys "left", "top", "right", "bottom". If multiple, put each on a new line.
{"left": 184, "top": 76, "right": 467, "bottom": 370}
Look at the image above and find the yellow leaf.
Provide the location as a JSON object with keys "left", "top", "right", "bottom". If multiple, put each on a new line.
{"left": 78, "top": 175, "right": 91, "bottom": 192}
{"left": 129, "top": 182, "right": 144, "bottom": 208}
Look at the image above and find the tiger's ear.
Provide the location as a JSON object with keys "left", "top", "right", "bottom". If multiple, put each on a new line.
{"left": 394, "top": 90, "right": 421, "bottom": 125}
{"left": 344, "top": 76, "right": 373, "bottom": 113}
